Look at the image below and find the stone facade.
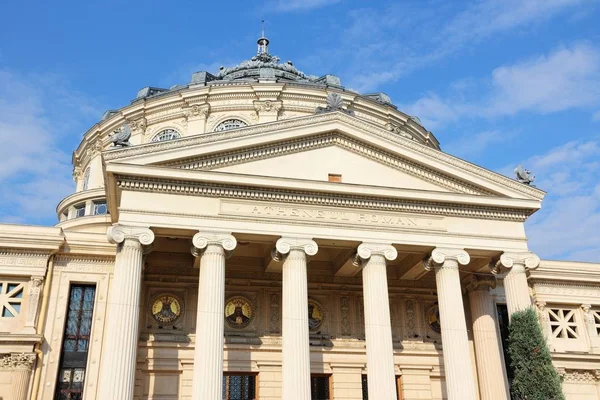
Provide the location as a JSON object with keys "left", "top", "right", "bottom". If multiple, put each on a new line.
{"left": 0, "top": 39, "right": 599, "bottom": 400}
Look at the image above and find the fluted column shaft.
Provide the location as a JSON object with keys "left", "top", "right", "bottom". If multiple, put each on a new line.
{"left": 98, "top": 225, "right": 154, "bottom": 400}
{"left": 467, "top": 279, "right": 509, "bottom": 400}
{"left": 493, "top": 252, "right": 540, "bottom": 318}
{"left": 358, "top": 243, "right": 398, "bottom": 400}
{"left": 425, "top": 248, "right": 477, "bottom": 400}
{"left": 191, "top": 232, "right": 237, "bottom": 400}
{"left": 274, "top": 237, "right": 318, "bottom": 400}
{"left": 13, "top": 367, "right": 31, "bottom": 400}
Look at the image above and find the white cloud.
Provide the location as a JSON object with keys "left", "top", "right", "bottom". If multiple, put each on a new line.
{"left": 335, "top": 0, "right": 589, "bottom": 91}
{"left": 404, "top": 43, "right": 600, "bottom": 128}
{"left": 0, "top": 69, "right": 102, "bottom": 224}
{"left": 486, "top": 43, "right": 600, "bottom": 116}
{"left": 271, "top": 0, "right": 341, "bottom": 12}
{"left": 509, "top": 140, "right": 600, "bottom": 261}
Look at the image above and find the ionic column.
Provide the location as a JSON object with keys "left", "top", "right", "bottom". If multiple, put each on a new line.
{"left": 357, "top": 243, "right": 398, "bottom": 400}
{"left": 273, "top": 237, "right": 318, "bottom": 400}
{"left": 0, "top": 353, "right": 36, "bottom": 400}
{"left": 492, "top": 252, "right": 540, "bottom": 318}
{"left": 190, "top": 232, "right": 237, "bottom": 400}
{"left": 423, "top": 248, "right": 477, "bottom": 400}
{"left": 466, "top": 277, "right": 509, "bottom": 400}
{"left": 98, "top": 225, "right": 154, "bottom": 400}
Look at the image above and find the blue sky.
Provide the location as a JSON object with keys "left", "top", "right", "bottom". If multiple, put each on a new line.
{"left": 0, "top": 0, "right": 599, "bottom": 262}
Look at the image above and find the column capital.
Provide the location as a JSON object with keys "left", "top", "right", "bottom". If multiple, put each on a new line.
{"left": 274, "top": 237, "right": 318, "bottom": 257}
{"left": 107, "top": 225, "right": 155, "bottom": 246}
{"left": 0, "top": 353, "right": 36, "bottom": 371}
{"left": 491, "top": 252, "right": 540, "bottom": 274}
{"left": 465, "top": 276, "right": 497, "bottom": 292}
{"left": 423, "top": 247, "right": 470, "bottom": 271}
{"left": 357, "top": 242, "right": 397, "bottom": 262}
{"left": 191, "top": 232, "right": 237, "bottom": 256}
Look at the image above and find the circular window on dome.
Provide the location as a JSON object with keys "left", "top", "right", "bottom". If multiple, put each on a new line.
{"left": 151, "top": 129, "right": 181, "bottom": 142}
{"left": 214, "top": 119, "right": 247, "bottom": 131}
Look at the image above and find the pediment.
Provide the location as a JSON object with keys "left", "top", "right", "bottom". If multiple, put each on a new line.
{"left": 103, "top": 112, "right": 545, "bottom": 202}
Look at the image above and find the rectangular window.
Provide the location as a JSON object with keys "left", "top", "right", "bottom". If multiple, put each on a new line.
{"left": 362, "top": 375, "right": 403, "bottom": 399}
{"left": 0, "top": 281, "right": 24, "bottom": 318}
{"left": 311, "top": 374, "right": 331, "bottom": 400}
{"left": 497, "top": 304, "right": 513, "bottom": 383}
{"left": 328, "top": 173, "right": 342, "bottom": 183}
{"left": 222, "top": 374, "right": 257, "bottom": 400}
{"left": 54, "top": 284, "right": 96, "bottom": 400}
{"left": 74, "top": 204, "right": 86, "bottom": 218}
{"left": 92, "top": 200, "right": 107, "bottom": 215}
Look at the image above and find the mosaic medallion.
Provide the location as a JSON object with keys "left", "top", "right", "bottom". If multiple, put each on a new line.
{"left": 225, "top": 296, "right": 254, "bottom": 328}
{"left": 151, "top": 293, "right": 183, "bottom": 325}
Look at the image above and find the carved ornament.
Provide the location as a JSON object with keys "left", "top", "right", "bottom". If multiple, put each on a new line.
{"left": 491, "top": 252, "right": 540, "bottom": 274}
{"left": 191, "top": 232, "right": 237, "bottom": 257}
{"left": 0, "top": 353, "right": 36, "bottom": 370}
{"left": 106, "top": 225, "right": 155, "bottom": 246}
{"left": 423, "top": 248, "right": 470, "bottom": 271}
{"left": 272, "top": 237, "right": 318, "bottom": 262}
{"left": 357, "top": 243, "right": 397, "bottom": 262}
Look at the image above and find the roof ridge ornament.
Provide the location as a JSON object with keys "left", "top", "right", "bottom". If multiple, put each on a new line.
{"left": 316, "top": 93, "right": 355, "bottom": 116}
{"left": 257, "top": 20, "right": 270, "bottom": 58}
{"left": 514, "top": 165, "right": 535, "bottom": 185}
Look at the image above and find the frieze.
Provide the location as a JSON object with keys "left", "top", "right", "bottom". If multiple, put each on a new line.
{"left": 54, "top": 255, "right": 114, "bottom": 273}
{"left": 558, "top": 368, "right": 600, "bottom": 384}
{"left": 221, "top": 200, "right": 445, "bottom": 231}
{"left": 116, "top": 177, "right": 530, "bottom": 221}
{"left": 533, "top": 282, "right": 600, "bottom": 300}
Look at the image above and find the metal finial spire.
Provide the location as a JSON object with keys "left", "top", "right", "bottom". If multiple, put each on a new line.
{"left": 257, "top": 19, "right": 269, "bottom": 55}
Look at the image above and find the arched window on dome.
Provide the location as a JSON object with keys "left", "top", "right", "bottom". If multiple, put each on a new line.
{"left": 82, "top": 167, "right": 91, "bottom": 191}
{"left": 214, "top": 119, "right": 247, "bottom": 131}
{"left": 151, "top": 129, "right": 181, "bottom": 142}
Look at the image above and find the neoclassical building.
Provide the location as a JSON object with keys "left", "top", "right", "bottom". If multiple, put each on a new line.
{"left": 0, "top": 36, "right": 599, "bottom": 400}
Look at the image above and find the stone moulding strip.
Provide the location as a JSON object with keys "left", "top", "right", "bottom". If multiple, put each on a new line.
{"left": 165, "top": 133, "right": 489, "bottom": 196}
{"left": 115, "top": 176, "right": 533, "bottom": 221}
{"left": 104, "top": 112, "right": 544, "bottom": 200}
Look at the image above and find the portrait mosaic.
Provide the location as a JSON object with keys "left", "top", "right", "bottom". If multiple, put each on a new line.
{"left": 150, "top": 293, "right": 183, "bottom": 326}
{"left": 225, "top": 296, "right": 254, "bottom": 328}
{"left": 308, "top": 299, "right": 325, "bottom": 331}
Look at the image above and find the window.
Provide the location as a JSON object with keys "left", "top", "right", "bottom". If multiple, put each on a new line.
{"left": 92, "top": 200, "right": 107, "bottom": 215}
{"left": 361, "top": 374, "right": 403, "bottom": 399}
{"left": 222, "top": 374, "right": 256, "bottom": 400}
{"left": 311, "top": 375, "right": 331, "bottom": 400}
{"left": 215, "top": 119, "right": 247, "bottom": 131}
{"left": 0, "top": 282, "right": 24, "bottom": 318}
{"left": 549, "top": 308, "right": 579, "bottom": 339}
{"left": 54, "top": 285, "right": 96, "bottom": 400}
{"left": 591, "top": 310, "right": 600, "bottom": 336}
{"left": 496, "top": 304, "right": 513, "bottom": 382}
{"left": 82, "top": 167, "right": 91, "bottom": 191}
{"left": 328, "top": 174, "right": 342, "bottom": 183}
{"left": 74, "top": 204, "right": 86, "bottom": 218}
{"left": 152, "top": 129, "right": 181, "bottom": 142}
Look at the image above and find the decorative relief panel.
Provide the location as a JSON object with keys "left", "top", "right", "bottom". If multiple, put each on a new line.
{"left": 0, "top": 250, "right": 48, "bottom": 276}
{"left": 339, "top": 296, "right": 351, "bottom": 336}
{"left": 405, "top": 299, "right": 416, "bottom": 339}
{"left": 269, "top": 293, "right": 280, "bottom": 334}
{"left": 0, "top": 353, "right": 36, "bottom": 370}
{"left": 558, "top": 369, "right": 600, "bottom": 384}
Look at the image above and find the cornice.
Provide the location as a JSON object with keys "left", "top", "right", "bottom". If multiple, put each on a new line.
{"left": 115, "top": 175, "right": 533, "bottom": 221}
{"left": 103, "top": 112, "right": 544, "bottom": 200}
{"left": 166, "top": 133, "right": 488, "bottom": 195}
{"left": 0, "top": 225, "right": 63, "bottom": 251}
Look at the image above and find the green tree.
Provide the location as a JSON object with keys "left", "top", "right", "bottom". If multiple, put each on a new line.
{"left": 508, "top": 308, "right": 565, "bottom": 400}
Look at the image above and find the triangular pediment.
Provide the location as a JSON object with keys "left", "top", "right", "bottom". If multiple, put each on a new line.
{"left": 102, "top": 112, "right": 545, "bottom": 202}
